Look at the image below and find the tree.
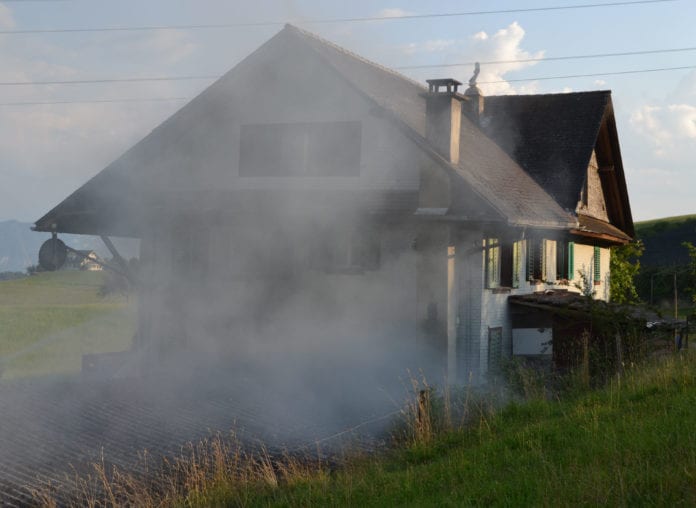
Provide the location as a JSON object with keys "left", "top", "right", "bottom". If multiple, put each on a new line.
{"left": 683, "top": 241, "right": 696, "bottom": 305}
{"left": 610, "top": 240, "right": 644, "bottom": 304}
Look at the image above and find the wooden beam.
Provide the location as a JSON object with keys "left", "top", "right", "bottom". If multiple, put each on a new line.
{"left": 100, "top": 235, "right": 137, "bottom": 286}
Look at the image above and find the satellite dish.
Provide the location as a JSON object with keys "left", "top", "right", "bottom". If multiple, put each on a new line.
{"left": 38, "top": 237, "right": 67, "bottom": 271}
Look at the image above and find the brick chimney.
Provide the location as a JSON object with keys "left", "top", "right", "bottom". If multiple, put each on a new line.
{"left": 424, "top": 78, "right": 463, "bottom": 165}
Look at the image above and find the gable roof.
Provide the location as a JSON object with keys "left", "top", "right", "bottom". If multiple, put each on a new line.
{"left": 286, "top": 25, "right": 573, "bottom": 228}
{"left": 481, "top": 91, "right": 610, "bottom": 213}
{"left": 34, "top": 25, "right": 631, "bottom": 237}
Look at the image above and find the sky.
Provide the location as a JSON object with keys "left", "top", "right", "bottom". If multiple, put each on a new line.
{"left": 0, "top": 0, "right": 694, "bottom": 223}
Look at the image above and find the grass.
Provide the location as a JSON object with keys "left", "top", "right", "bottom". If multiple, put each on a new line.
{"left": 0, "top": 271, "right": 135, "bottom": 379}
{"left": 634, "top": 214, "right": 696, "bottom": 239}
{"left": 227, "top": 355, "right": 696, "bottom": 507}
{"left": 36, "top": 352, "right": 696, "bottom": 507}
{"left": 635, "top": 213, "right": 696, "bottom": 228}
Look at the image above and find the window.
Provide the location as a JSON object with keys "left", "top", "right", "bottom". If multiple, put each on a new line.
{"left": 542, "top": 239, "right": 557, "bottom": 282}
{"left": 526, "top": 238, "right": 557, "bottom": 282}
{"left": 486, "top": 238, "right": 517, "bottom": 289}
{"left": 239, "top": 121, "right": 362, "bottom": 177}
{"left": 526, "top": 239, "right": 541, "bottom": 281}
{"left": 485, "top": 238, "right": 500, "bottom": 288}
{"left": 512, "top": 241, "right": 522, "bottom": 288}
{"left": 593, "top": 246, "right": 601, "bottom": 284}
{"left": 556, "top": 241, "right": 575, "bottom": 281}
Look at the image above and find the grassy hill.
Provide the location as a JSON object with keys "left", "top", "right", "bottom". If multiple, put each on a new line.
{"left": 635, "top": 214, "right": 696, "bottom": 267}
{"left": 633, "top": 214, "right": 696, "bottom": 307}
{"left": 0, "top": 271, "right": 135, "bottom": 379}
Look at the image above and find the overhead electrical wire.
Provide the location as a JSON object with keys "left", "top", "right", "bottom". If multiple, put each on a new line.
{"left": 0, "top": 97, "right": 188, "bottom": 107}
{"left": 1, "top": 43, "right": 694, "bottom": 88}
{"left": 0, "top": 0, "right": 675, "bottom": 35}
{"left": 395, "top": 46, "right": 696, "bottom": 69}
{"left": 0, "top": 75, "right": 219, "bottom": 86}
{"left": 478, "top": 64, "right": 696, "bottom": 84}
{"left": 1, "top": 64, "right": 693, "bottom": 106}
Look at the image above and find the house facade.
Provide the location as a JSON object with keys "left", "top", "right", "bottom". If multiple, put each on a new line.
{"left": 33, "top": 25, "right": 633, "bottom": 384}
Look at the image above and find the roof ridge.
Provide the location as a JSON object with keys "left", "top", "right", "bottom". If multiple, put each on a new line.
{"left": 283, "top": 23, "right": 427, "bottom": 92}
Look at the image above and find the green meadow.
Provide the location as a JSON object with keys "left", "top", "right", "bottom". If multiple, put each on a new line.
{"left": 184, "top": 354, "right": 696, "bottom": 507}
{"left": 0, "top": 271, "right": 135, "bottom": 379}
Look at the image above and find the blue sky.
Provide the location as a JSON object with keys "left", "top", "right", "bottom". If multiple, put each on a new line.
{"left": 0, "top": 0, "right": 694, "bottom": 222}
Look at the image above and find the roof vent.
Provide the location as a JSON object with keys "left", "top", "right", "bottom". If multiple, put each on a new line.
{"left": 426, "top": 78, "right": 462, "bottom": 94}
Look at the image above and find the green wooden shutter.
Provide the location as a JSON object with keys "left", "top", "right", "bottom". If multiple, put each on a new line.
{"left": 568, "top": 242, "right": 575, "bottom": 280}
{"left": 593, "top": 246, "right": 601, "bottom": 283}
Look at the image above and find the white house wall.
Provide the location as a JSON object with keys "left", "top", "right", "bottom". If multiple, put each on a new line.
{"left": 463, "top": 237, "right": 611, "bottom": 381}
{"left": 137, "top": 42, "right": 423, "bottom": 196}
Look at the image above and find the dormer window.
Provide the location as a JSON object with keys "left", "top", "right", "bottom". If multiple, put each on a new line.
{"left": 239, "top": 121, "right": 361, "bottom": 177}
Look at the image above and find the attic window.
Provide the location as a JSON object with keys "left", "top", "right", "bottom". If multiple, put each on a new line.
{"left": 239, "top": 121, "right": 362, "bottom": 177}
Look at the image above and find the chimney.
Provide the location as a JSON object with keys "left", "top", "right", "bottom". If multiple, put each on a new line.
{"left": 424, "top": 78, "right": 463, "bottom": 165}
{"left": 464, "top": 62, "right": 484, "bottom": 124}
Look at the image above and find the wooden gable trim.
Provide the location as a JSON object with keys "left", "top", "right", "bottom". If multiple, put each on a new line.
{"left": 594, "top": 100, "right": 635, "bottom": 238}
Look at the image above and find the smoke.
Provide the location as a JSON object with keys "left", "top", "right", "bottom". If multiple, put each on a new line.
{"left": 0, "top": 25, "right": 465, "bottom": 503}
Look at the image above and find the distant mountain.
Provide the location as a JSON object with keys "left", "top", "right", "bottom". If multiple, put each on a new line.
{"left": 0, "top": 220, "right": 139, "bottom": 273}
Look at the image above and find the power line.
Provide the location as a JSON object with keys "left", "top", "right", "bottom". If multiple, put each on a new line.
{"left": 0, "top": 97, "right": 187, "bottom": 107}
{"left": 2, "top": 45, "right": 694, "bottom": 87}
{"left": 478, "top": 64, "right": 696, "bottom": 84}
{"left": 0, "top": 0, "right": 675, "bottom": 35}
{"left": 1, "top": 64, "right": 693, "bottom": 105}
{"left": 0, "top": 75, "right": 218, "bottom": 86}
{"left": 395, "top": 46, "right": 696, "bottom": 69}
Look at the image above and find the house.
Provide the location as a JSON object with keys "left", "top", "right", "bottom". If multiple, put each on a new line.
{"left": 64, "top": 249, "right": 103, "bottom": 271}
{"left": 33, "top": 25, "right": 633, "bottom": 384}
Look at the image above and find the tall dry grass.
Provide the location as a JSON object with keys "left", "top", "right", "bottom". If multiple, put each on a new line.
{"left": 30, "top": 432, "right": 333, "bottom": 507}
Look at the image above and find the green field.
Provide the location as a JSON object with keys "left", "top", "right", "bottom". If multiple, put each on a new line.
{"left": 0, "top": 271, "right": 135, "bottom": 379}
{"left": 635, "top": 213, "right": 696, "bottom": 233}
{"left": 183, "top": 354, "right": 696, "bottom": 507}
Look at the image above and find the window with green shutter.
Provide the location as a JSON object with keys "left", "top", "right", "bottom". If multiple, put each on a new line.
{"left": 485, "top": 238, "right": 501, "bottom": 288}
{"left": 512, "top": 241, "right": 521, "bottom": 288}
{"left": 556, "top": 241, "right": 575, "bottom": 281}
{"left": 526, "top": 239, "right": 542, "bottom": 281}
{"left": 593, "top": 246, "right": 601, "bottom": 283}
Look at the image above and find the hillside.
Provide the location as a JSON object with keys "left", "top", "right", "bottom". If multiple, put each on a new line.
{"left": 635, "top": 214, "right": 696, "bottom": 267}
{"left": 0, "top": 220, "right": 139, "bottom": 273}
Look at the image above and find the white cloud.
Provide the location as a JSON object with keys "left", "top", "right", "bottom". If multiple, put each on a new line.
{"left": 397, "top": 22, "right": 544, "bottom": 95}
{"left": 623, "top": 70, "right": 696, "bottom": 219}
{"left": 630, "top": 103, "right": 696, "bottom": 159}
